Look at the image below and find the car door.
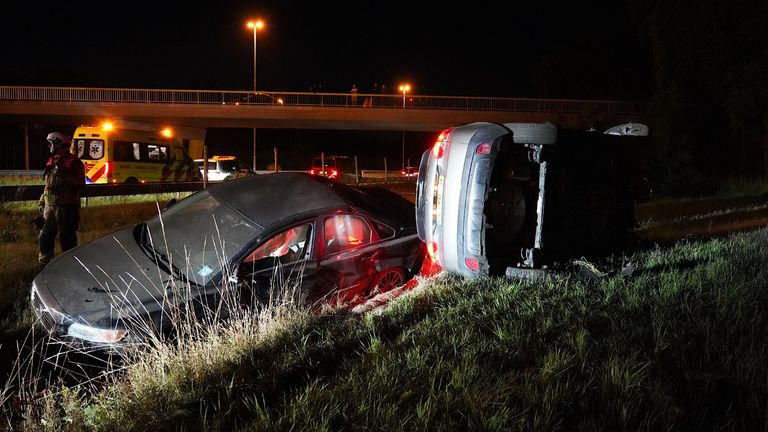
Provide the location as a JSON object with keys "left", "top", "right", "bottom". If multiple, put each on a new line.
{"left": 314, "top": 214, "right": 381, "bottom": 304}
{"left": 236, "top": 222, "right": 316, "bottom": 307}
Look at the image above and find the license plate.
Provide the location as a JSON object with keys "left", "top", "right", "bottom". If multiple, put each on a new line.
{"left": 433, "top": 174, "right": 444, "bottom": 225}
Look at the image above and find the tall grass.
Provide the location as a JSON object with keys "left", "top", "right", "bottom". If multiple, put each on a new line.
{"left": 0, "top": 175, "right": 43, "bottom": 186}
{"left": 0, "top": 194, "right": 193, "bottom": 414}
{"left": 714, "top": 176, "right": 768, "bottom": 199}
{"left": 5, "top": 227, "right": 768, "bottom": 431}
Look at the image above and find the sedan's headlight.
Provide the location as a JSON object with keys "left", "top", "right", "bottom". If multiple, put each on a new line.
{"left": 67, "top": 322, "right": 127, "bottom": 344}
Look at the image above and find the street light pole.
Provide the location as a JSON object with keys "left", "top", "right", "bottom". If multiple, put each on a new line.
{"left": 251, "top": 23, "right": 258, "bottom": 92}
{"left": 247, "top": 20, "right": 264, "bottom": 172}
{"left": 398, "top": 84, "right": 411, "bottom": 171}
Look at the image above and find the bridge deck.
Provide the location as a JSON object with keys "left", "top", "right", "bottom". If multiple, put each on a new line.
{"left": 0, "top": 86, "right": 648, "bottom": 132}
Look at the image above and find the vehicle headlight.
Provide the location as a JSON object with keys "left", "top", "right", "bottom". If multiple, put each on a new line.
{"left": 67, "top": 322, "right": 127, "bottom": 344}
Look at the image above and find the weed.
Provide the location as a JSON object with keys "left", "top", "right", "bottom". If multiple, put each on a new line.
{"left": 2, "top": 198, "right": 768, "bottom": 430}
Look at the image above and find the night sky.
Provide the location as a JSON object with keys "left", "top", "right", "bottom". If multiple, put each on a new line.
{"left": 1, "top": 1, "right": 655, "bottom": 169}
{"left": 1, "top": 1, "right": 652, "bottom": 97}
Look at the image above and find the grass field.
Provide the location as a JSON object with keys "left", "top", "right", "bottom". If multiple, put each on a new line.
{"left": 4, "top": 226, "right": 767, "bottom": 431}
{"left": 1, "top": 185, "right": 767, "bottom": 430}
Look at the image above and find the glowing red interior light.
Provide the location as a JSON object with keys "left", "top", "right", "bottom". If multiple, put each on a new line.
{"left": 310, "top": 169, "right": 316, "bottom": 175}
{"left": 465, "top": 257, "right": 479, "bottom": 272}
{"left": 476, "top": 143, "right": 492, "bottom": 154}
{"left": 427, "top": 241, "right": 438, "bottom": 262}
{"left": 331, "top": 169, "right": 338, "bottom": 178}
{"left": 401, "top": 170, "right": 406, "bottom": 175}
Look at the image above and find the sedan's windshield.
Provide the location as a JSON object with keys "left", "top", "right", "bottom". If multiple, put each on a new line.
{"left": 142, "top": 191, "right": 261, "bottom": 285}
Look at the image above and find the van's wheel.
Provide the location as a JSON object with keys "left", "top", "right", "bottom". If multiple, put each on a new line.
{"left": 367, "top": 267, "right": 405, "bottom": 297}
{"left": 125, "top": 177, "right": 139, "bottom": 185}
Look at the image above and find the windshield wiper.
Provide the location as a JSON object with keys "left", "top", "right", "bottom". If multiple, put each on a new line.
{"left": 135, "top": 223, "right": 191, "bottom": 284}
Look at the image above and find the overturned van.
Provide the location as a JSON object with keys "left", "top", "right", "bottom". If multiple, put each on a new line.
{"left": 415, "top": 121, "right": 648, "bottom": 278}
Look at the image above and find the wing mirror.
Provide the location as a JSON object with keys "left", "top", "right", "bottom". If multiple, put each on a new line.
{"left": 163, "top": 198, "right": 177, "bottom": 210}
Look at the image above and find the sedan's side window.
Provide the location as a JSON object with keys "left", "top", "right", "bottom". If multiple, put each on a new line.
{"left": 371, "top": 220, "right": 396, "bottom": 239}
{"left": 323, "top": 215, "right": 373, "bottom": 255}
{"left": 244, "top": 223, "right": 313, "bottom": 265}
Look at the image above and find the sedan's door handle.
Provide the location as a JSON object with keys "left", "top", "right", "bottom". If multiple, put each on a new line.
{"left": 361, "top": 250, "right": 380, "bottom": 262}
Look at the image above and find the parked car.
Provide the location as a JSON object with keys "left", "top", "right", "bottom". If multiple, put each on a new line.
{"left": 415, "top": 121, "right": 649, "bottom": 278}
{"left": 31, "top": 173, "right": 425, "bottom": 347}
{"left": 309, "top": 155, "right": 356, "bottom": 181}
{"left": 195, "top": 156, "right": 254, "bottom": 181}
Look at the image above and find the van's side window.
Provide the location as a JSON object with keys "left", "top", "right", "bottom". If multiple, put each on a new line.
{"left": 112, "top": 141, "right": 131, "bottom": 162}
{"left": 148, "top": 144, "right": 169, "bottom": 161}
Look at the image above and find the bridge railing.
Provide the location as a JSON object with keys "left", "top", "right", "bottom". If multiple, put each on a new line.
{"left": 0, "top": 86, "right": 647, "bottom": 115}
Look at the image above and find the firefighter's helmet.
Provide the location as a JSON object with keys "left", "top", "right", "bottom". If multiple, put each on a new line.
{"left": 46, "top": 132, "right": 71, "bottom": 148}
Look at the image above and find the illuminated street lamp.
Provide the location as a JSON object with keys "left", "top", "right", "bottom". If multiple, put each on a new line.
{"left": 398, "top": 84, "right": 411, "bottom": 109}
{"left": 246, "top": 19, "right": 264, "bottom": 171}
{"left": 246, "top": 20, "right": 264, "bottom": 92}
{"left": 398, "top": 84, "right": 411, "bottom": 170}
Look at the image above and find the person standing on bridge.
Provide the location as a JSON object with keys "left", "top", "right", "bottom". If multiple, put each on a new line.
{"left": 37, "top": 132, "right": 85, "bottom": 268}
{"left": 350, "top": 84, "right": 359, "bottom": 106}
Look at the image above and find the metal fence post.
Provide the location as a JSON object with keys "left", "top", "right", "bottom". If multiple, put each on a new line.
{"left": 273, "top": 147, "right": 278, "bottom": 172}
{"left": 354, "top": 155, "right": 359, "bottom": 185}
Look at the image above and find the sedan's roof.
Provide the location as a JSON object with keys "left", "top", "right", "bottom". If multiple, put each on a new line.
{"left": 206, "top": 172, "right": 407, "bottom": 228}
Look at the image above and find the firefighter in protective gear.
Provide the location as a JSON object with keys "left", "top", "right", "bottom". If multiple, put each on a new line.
{"left": 38, "top": 132, "right": 85, "bottom": 267}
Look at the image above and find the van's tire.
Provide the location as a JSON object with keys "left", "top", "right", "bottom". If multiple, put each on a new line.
{"left": 125, "top": 177, "right": 139, "bottom": 184}
{"left": 505, "top": 122, "right": 558, "bottom": 145}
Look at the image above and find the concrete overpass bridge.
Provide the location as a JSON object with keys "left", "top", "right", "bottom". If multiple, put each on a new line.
{"left": 0, "top": 86, "right": 648, "bottom": 136}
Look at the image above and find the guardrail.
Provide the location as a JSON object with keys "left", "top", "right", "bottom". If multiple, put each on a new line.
{"left": 0, "top": 182, "right": 204, "bottom": 203}
{"left": 0, "top": 177, "right": 417, "bottom": 202}
{"left": 0, "top": 86, "right": 647, "bottom": 115}
{"left": 0, "top": 170, "right": 44, "bottom": 177}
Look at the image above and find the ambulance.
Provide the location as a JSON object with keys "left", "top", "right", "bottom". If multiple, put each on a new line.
{"left": 73, "top": 123, "right": 202, "bottom": 184}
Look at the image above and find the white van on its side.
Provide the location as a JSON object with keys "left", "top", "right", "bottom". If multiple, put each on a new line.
{"left": 415, "top": 121, "right": 649, "bottom": 279}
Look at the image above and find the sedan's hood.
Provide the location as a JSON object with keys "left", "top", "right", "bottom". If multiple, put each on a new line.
{"left": 34, "top": 225, "right": 193, "bottom": 325}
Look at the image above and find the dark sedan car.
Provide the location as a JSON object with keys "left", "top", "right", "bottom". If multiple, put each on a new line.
{"left": 31, "top": 173, "right": 424, "bottom": 347}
